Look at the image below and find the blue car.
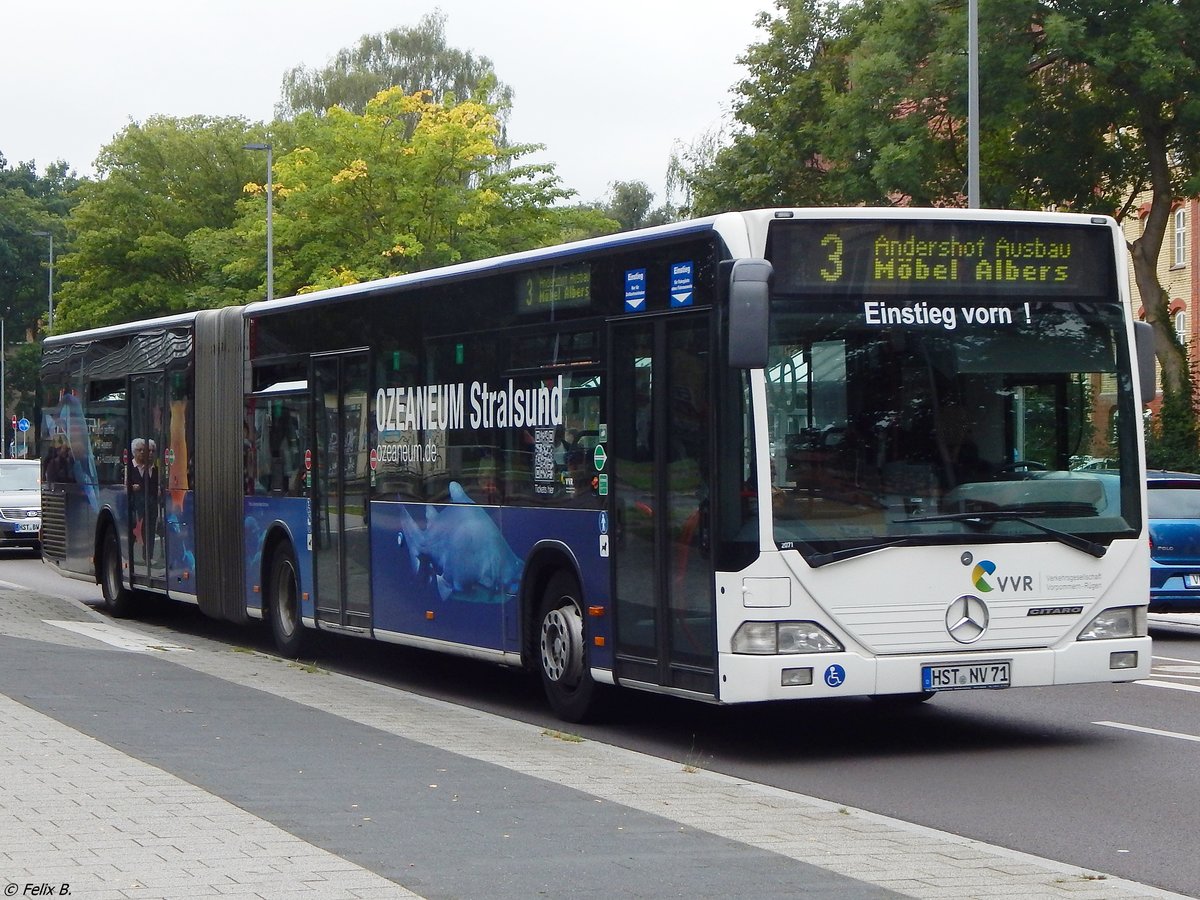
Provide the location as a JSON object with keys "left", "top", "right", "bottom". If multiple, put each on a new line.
{"left": 1148, "top": 470, "right": 1200, "bottom": 612}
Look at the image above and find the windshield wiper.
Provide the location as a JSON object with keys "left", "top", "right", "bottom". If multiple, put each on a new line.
{"left": 900, "top": 510, "right": 1107, "bottom": 558}
{"left": 805, "top": 537, "right": 925, "bottom": 567}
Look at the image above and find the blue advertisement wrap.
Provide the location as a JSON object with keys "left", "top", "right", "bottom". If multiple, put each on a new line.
{"left": 370, "top": 483, "right": 612, "bottom": 664}
{"left": 164, "top": 490, "right": 197, "bottom": 596}
{"left": 243, "top": 496, "right": 312, "bottom": 618}
{"left": 43, "top": 393, "right": 100, "bottom": 512}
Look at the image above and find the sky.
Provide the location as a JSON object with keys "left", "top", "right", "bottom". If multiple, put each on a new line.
{"left": 4, "top": 0, "right": 770, "bottom": 205}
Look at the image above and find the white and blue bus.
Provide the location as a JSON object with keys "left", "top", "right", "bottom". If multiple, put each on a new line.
{"left": 40, "top": 208, "right": 1155, "bottom": 720}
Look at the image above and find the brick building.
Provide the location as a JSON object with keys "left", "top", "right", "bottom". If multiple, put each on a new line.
{"left": 1119, "top": 197, "right": 1200, "bottom": 416}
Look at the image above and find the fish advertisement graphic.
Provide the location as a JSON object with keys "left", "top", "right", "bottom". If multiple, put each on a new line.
{"left": 370, "top": 483, "right": 611, "bottom": 660}
{"left": 395, "top": 482, "right": 523, "bottom": 604}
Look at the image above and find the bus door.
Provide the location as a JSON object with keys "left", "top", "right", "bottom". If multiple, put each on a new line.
{"left": 310, "top": 351, "right": 372, "bottom": 629}
{"left": 128, "top": 372, "right": 167, "bottom": 587}
{"left": 610, "top": 314, "right": 716, "bottom": 696}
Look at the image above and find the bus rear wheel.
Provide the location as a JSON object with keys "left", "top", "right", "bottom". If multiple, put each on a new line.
{"left": 537, "top": 572, "right": 600, "bottom": 722}
{"left": 99, "top": 526, "right": 136, "bottom": 618}
{"left": 268, "top": 544, "right": 307, "bottom": 658}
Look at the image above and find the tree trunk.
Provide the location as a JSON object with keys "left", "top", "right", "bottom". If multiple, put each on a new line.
{"left": 1130, "top": 119, "right": 1198, "bottom": 467}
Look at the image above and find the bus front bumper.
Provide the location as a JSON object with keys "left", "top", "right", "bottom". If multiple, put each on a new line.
{"left": 715, "top": 637, "right": 1153, "bottom": 704}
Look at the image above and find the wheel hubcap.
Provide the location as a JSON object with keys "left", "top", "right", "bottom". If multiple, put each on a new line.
{"left": 541, "top": 603, "right": 583, "bottom": 686}
{"left": 104, "top": 541, "right": 119, "bottom": 597}
{"left": 276, "top": 565, "right": 297, "bottom": 637}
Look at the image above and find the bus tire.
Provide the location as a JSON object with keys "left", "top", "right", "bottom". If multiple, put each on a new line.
{"left": 537, "top": 571, "right": 601, "bottom": 722}
{"left": 268, "top": 543, "right": 307, "bottom": 658}
{"left": 99, "top": 525, "right": 136, "bottom": 618}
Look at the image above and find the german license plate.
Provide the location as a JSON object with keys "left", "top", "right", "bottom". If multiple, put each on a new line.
{"left": 15, "top": 523, "right": 38, "bottom": 533}
{"left": 922, "top": 661, "right": 1011, "bottom": 691}
{"left": 1186, "top": 574, "right": 1200, "bottom": 589}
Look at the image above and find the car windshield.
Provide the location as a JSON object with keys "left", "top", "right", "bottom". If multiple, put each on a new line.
{"left": 1148, "top": 486, "right": 1200, "bottom": 519}
{"left": 763, "top": 298, "right": 1141, "bottom": 562}
{"left": 0, "top": 464, "right": 39, "bottom": 492}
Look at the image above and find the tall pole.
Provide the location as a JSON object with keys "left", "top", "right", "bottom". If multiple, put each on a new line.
{"left": 1, "top": 315, "right": 6, "bottom": 460}
{"left": 242, "top": 143, "right": 273, "bottom": 300}
{"left": 32, "top": 231, "right": 54, "bottom": 329}
{"left": 47, "top": 232, "right": 54, "bottom": 329}
{"left": 968, "top": 0, "right": 980, "bottom": 208}
{"left": 266, "top": 145, "right": 273, "bottom": 301}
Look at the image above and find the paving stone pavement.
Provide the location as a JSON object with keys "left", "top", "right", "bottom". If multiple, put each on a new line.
{"left": 0, "top": 586, "right": 1189, "bottom": 899}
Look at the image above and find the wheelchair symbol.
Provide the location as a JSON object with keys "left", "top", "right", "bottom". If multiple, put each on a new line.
{"left": 824, "top": 664, "right": 846, "bottom": 687}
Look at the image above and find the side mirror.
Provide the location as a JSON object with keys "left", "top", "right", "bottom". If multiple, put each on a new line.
{"left": 1134, "top": 321, "right": 1157, "bottom": 403}
{"left": 728, "top": 259, "right": 772, "bottom": 369}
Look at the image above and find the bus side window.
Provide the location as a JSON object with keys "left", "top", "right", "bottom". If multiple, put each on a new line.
{"left": 250, "top": 396, "right": 307, "bottom": 496}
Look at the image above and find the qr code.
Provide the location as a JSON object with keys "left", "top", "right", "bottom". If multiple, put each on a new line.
{"left": 534, "top": 428, "right": 555, "bottom": 482}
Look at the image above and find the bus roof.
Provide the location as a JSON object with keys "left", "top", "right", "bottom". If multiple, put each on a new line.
{"left": 43, "top": 207, "right": 1119, "bottom": 346}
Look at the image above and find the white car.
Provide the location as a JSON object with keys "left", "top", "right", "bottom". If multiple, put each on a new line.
{"left": 0, "top": 459, "right": 41, "bottom": 552}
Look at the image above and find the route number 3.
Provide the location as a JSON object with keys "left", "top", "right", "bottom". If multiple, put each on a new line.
{"left": 820, "top": 233, "right": 843, "bottom": 282}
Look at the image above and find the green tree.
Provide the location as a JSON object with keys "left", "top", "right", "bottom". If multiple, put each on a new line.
{"left": 232, "top": 89, "right": 608, "bottom": 294}
{"left": 674, "top": 0, "right": 846, "bottom": 215}
{"left": 685, "top": 0, "right": 1200, "bottom": 464}
{"left": 54, "top": 116, "right": 266, "bottom": 331}
{"left": 598, "top": 180, "right": 677, "bottom": 231}
{"left": 277, "top": 12, "right": 513, "bottom": 125}
{"left": 0, "top": 154, "right": 81, "bottom": 416}
{"left": 0, "top": 156, "right": 80, "bottom": 336}
{"left": 1034, "top": 0, "right": 1200, "bottom": 470}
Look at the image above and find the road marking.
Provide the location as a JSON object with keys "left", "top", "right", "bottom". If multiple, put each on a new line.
{"left": 1095, "top": 720, "right": 1200, "bottom": 743}
{"left": 44, "top": 620, "right": 193, "bottom": 653}
{"left": 1153, "top": 665, "right": 1200, "bottom": 675}
{"left": 1148, "top": 613, "right": 1200, "bottom": 629}
{"left": 1136, "top": 679, "right": 1200, "bottom": 694}
{"left": 1153, "top": 654, "right": 1200, "bottom": 664}
{"left": 0, "top": 580, "right": 27, "bottom": 590}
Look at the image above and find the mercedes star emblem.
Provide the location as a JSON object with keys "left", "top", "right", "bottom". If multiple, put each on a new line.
{"left": 946, "top": 594, "right": 989, "bottom": 644}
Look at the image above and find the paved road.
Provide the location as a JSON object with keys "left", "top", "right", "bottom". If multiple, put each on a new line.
{"left": 0, "top": 569, "right": 1187, "bottom": 898}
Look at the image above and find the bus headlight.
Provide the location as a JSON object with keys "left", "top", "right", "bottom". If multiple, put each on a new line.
{"left": 732, "top": 621, "right": 844, "bottom": 655}
{"left": 1077, "top": 606, "right": 1147, "bottom": 641}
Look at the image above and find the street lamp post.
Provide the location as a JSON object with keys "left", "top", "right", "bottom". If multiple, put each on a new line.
{"left": 242, "top": 143, "right": 274, "bottom": 300}
{"left": 31, "top": 230, "right": 54, "bottom": 329}
{"left": 1, "top": 315, "right": 6, "bottom": 459}
{"left": 967, "top": 0, "right": 980, "bottom": 208}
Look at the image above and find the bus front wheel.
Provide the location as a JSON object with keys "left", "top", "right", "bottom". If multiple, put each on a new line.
{"left": 268, "top": 544, "right": 307, "bottom": 658}
{"left": 99, "top": 526, "right": 136, "bottom": 618}
{"left": 537, "top": 572, "right": 600, "bottom": 722}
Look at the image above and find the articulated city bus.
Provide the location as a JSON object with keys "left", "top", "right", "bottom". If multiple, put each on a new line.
{"left": 40, "top": 208, "right": 1155, "bottom": 721}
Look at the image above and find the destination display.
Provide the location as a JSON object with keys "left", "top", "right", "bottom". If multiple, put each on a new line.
{"left": 516, "top": 263, "right": 592, "bottom": 313}
{"left": 767, "top": 219, "right": 1115, "bottom": 297}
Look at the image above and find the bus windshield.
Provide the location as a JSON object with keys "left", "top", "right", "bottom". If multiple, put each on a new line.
{"left": 764, "top": 297, "right": 1140, "bottom": 563}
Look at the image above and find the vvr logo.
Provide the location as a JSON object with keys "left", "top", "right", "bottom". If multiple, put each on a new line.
{"left": 972, "top": 559, "right": 996, "bottom": 592}
{"left": 971, "top": 559, "right": 1033, "bottom": 593}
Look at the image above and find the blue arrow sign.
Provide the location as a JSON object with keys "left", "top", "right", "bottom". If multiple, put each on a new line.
{"left": 670, "top": 260, "right": 694, "bottom": 307}
{"left": 624, "top": 268, "right": 647, "bottom": 312}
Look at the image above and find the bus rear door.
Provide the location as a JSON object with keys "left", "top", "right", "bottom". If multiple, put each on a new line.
{"left": 310, "top": 351, "right": 372, "bottom": 630}
{"left": 128, "top": 372, "right": 166, "bottom": 589}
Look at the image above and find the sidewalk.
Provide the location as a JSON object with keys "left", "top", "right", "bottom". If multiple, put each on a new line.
{"left": 0, "top": 586, "right": 1187, "bottom": 899}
